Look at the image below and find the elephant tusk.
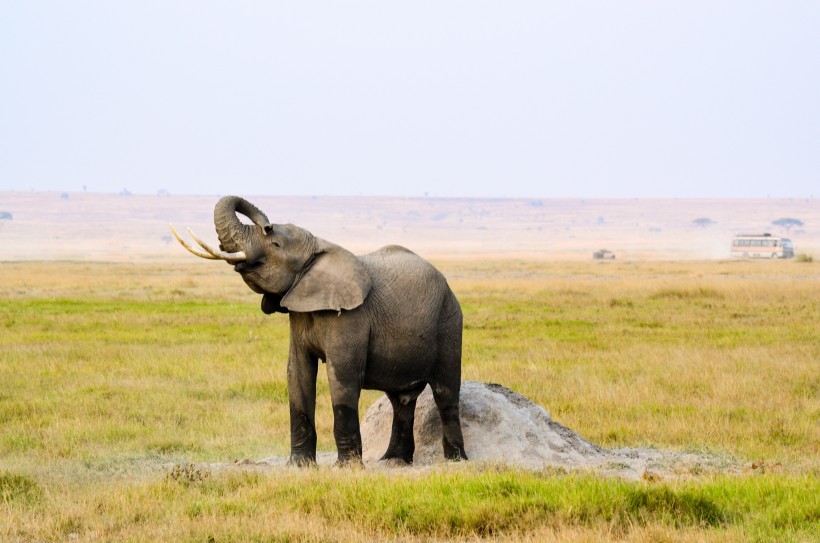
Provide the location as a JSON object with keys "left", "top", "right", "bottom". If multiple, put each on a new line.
{"left": 168, "top": 224, "right": 246, "bottom": 262}
{"left": 170, "top": 224, "right": 219, "bottom": 259}
{"left": 186, "top": 227, "right": 247, "bottom": 263}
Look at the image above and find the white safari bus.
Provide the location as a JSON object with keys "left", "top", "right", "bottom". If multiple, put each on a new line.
{"left": 731, "top": 233, "right": 794, "bottom": 259}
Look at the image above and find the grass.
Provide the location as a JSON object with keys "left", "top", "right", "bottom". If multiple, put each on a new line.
{"left": 1, "top": 467, "right": 817, "bottom": 541}
{"left": 1, "top": 259, "right": 819, "bottom": 541}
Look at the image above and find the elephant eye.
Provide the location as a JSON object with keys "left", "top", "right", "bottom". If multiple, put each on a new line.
{"left": 271, "top": 241, "right": 281, "bottom": 249}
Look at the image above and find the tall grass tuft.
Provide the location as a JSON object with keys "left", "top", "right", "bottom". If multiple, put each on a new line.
{"left": 0, "top": 472, "right": 43, "bottom": 506}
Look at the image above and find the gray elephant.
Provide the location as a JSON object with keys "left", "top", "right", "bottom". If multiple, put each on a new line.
{"left": 172, "top": 196, "right": 467, "bottom": 466}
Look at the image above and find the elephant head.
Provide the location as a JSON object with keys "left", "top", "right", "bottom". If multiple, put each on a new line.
{"left": 171, "top": 195, "right": 372, "bottom": 314}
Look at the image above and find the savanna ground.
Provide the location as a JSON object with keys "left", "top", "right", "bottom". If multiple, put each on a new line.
{"left": 1, "top": 259, "right": 818, "bottom": 542}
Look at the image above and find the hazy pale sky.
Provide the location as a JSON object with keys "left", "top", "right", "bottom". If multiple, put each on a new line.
{"left": 1, "top": 1, "right": 818, "bottom": 198}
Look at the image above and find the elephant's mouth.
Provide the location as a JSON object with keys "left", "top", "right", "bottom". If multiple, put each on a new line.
{"left": 228, "top": 238, "right": 269, "bottom": 270}
{"left": 232, "top": 251, "right": 265, "bottom": 274}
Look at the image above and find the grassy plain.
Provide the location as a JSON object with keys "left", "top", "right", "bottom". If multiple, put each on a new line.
{"left": 1, "top": 259, "right": 818, "bottom": 541}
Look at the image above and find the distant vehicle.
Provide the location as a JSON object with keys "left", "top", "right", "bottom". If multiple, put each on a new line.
{"left": 593, "top": 249, "right": 615, "bottom": 260}
{"left": 731, "top": 233, "right": 793, "bottom": 259}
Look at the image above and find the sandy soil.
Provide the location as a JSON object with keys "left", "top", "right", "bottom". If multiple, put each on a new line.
{"left": 1, "top": 191, "right": 818, "bottom": 261}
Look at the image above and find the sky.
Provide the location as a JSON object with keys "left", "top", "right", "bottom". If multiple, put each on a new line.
{"left": 1, "top": 1, "right": 818, "bottom": 199}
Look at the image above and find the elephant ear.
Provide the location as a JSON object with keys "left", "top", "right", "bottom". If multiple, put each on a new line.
{"left": 280, "top": 239, "right": 372, "bottom": 313}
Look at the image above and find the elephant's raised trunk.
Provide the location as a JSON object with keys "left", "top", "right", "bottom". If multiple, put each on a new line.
{"left": 169, "top": 195, "right": 272, "bottom": 263}
{"left": 213, "top": 195, "right": 271, "bottom": 253}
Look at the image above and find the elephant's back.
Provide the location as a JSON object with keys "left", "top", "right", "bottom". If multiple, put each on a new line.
{"left": 359, "top": 245, "right": 452, "bottom": 316}
{"left": 361, "top": 245, "right": 444, "bottom": 288}
{"left": 365, "top": 244, "right": 419, "bottom": 260}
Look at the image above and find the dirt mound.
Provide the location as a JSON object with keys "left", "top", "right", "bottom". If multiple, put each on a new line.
{"left": 359, "top": 381, "right": 734, "bottom": 479}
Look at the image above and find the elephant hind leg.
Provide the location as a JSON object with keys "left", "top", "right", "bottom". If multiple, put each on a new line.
{"left": 431, "top": 381, "right": 468, "bottom": 461}
{"left": 381, "top": 385, "right": 425, "bottom": 464}
{"left": 432, "top": 300, "right": 468, "bottom": 461}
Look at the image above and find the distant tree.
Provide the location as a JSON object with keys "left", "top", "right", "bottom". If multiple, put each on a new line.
{"left": 693, "top": 217, "right": 716, "bottom": 228}
{"left": 120, "top": 188, "right": 132, "bottom": 196}
{"left": 772, "top": 217, "right": 804, "bottom": 233}
{"left": 161, "top": 235, "right": 173, "bottom": 246}
{"left": 157, "top": 189, "right": 170, "bottom": 197}
{"left": 0, "top": 211, "right": 10, "bottom": 233}
{"left": 61, "top": 193, "right": 70, "bottom": 200}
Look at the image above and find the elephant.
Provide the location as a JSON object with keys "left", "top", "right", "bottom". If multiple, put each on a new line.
{"left": 171, "top": 195, "right": 468, "bottom": 466}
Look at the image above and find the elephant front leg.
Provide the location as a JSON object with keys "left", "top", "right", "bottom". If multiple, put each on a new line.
{"left": 332, "top": 403, "right": 362, "bottom": 465}
{"left": 287, "top": 347, "right": 319, "bottom": 467}
{"left": 327, "top": 361, "right": 363, "bottom": 466}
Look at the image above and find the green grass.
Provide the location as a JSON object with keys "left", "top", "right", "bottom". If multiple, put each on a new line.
{"left": 1, "top": 259, "right": 819, "bottom": 541}
{"left": 1, "top": 468, "right": 817, "bottom": 541}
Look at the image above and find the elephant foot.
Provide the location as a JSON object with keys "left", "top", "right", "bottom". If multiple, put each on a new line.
{"left": 334, "top": 453, "right": 363, "bottom": 469}
{"left": 380, "top": 449, "right": 414, "bottom": 465}
{"left": 443, "top": 440, "right": 468, "bottom": 462}
{"left": 379, "top": 457, "right": 412, "bottom": 468}
{"left": 287, "top": 454, "right": 317, "bottom": 468}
